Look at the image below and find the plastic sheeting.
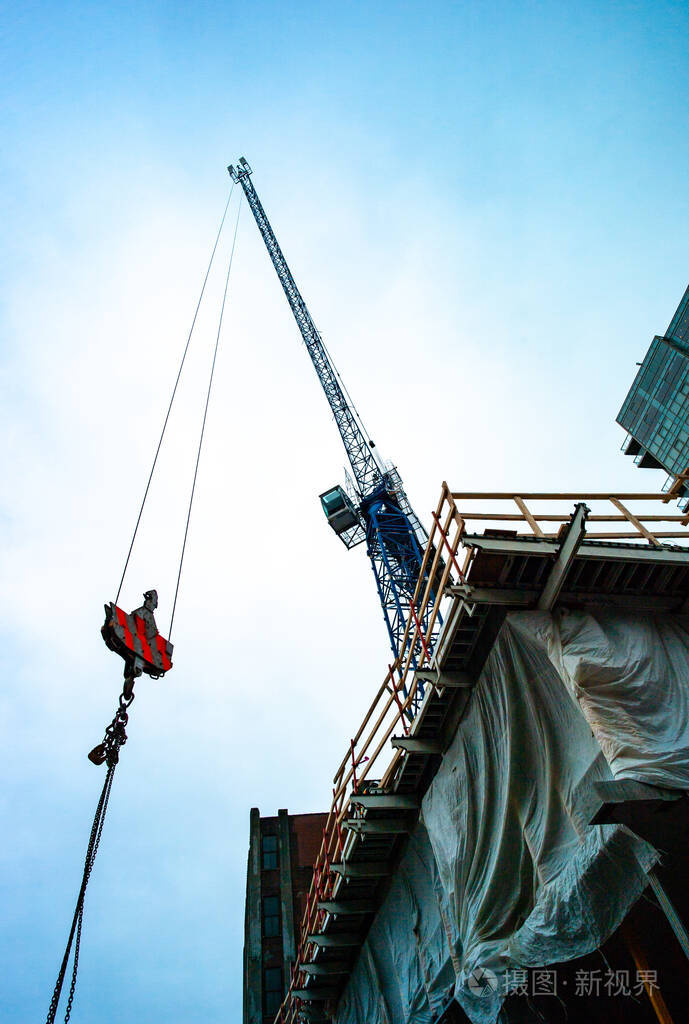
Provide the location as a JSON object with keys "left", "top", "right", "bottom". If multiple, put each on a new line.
{"left": 535, "top": 608, "right": 689, "bottom": 788}
{"left": 335, "top": 823, "right": 458, "bottom": 1024}
{"left": 332, "top": 607, "right": 689, "bottom": 1024}
{"left": 420, "top": 612, "right": 660, "bottom": 1023}
{"left": 334, "top": 610, "right": 689, "bottom": 1023}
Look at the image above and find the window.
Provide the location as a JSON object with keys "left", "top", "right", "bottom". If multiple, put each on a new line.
{"left": 264, "top": 967, "right": 282, "bottom": 1016}
{"left": 263, "top": 895, "right": 280, "bottom": 937}
{"left": 262, "top": 834, "right": 278, "bottom": 869}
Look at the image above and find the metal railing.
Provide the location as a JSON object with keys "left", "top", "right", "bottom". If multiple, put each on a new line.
{"left": 273, "top": 486, "right": 464, "bottom": 1024}
{"left": 449, "top": 489, "right": 689, "bottom": 547}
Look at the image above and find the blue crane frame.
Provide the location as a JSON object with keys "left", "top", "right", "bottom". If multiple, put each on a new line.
{"left": 229, "top": 159, "right": 440, "bottom": 680}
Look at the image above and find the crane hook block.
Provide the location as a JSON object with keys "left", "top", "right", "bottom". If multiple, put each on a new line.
{"left": 101, "top": 589, "right": 173, "bottom": 683}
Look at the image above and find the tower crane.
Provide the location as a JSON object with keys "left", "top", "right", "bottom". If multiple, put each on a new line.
{"left": 228, "top": 158, "right": 439, "bottom": 668}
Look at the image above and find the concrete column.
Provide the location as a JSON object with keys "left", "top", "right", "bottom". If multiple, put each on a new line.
{"left": 244, "top": 807, "right": 262, "bottom": 1024}
{"left": 278, "top": 808, "right": 297, "bottom": 986}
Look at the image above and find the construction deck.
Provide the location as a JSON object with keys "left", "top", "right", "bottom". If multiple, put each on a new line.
{"left": 278, "top": 487, "right": 689, "bottom": 1024}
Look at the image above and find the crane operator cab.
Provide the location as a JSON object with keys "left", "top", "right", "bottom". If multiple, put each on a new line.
{"left": 320, "top": 485, "right": 360, "bottom": 537}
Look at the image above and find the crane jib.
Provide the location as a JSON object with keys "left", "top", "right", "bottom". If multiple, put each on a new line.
{"left": 228, "top": 158, "right": 441, "bottom": 670}
{"left": 231, "top": 166, "right": 380, "bottom": 496}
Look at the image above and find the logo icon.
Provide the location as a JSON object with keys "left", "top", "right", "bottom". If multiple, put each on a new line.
{"left": 467, "top": 966, "right": 499, "bottom": 997}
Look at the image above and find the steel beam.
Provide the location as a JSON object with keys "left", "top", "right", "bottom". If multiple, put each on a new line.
{"left": 300, "top": 962, "right": 350, "bottom": 976}
{"left": 299, "top": 1007, "right": 332, "bottom": 1021}
{"left": 414, "top": 668, "right": 473, "bottom": 688}
{"left": 349, "top": 793, "right": 418, "bottom": 810}
{"left": 538, "top": 503, "right": 588, "bottom": 610}
{"left": 463, "top": 535, "right": 558, "bottom": 556}
{"left": 464, "top": 532, "right": 689, "bottom": 565}
{"left": 586, "top": 779, "right": 682, "bottom": 826}
{"left": 343, "top": 817, "right": 411, "bottom": 834}
{"left": 317, "top": 899, "right": 375, "bottom": 915}
{"left": 391, "top": 736, "right": 442, "bottom": 754}
{"left": 568, "top": 592, "right": 681, "bottom": 612}
{"left": 299, "top": 1012, "right": 331, "bottom": 1024}
{"left": 307, "top": 933, "right": 361, "bottom": 947}
{"left": 447, "top": 584, "right": 538, "bottom": 606}
{"left": 330, "top": 861, "right": 389, "bottom": 878}
{"left": 577, "top": 542, "right": 689, "bottom": 564}
{"left": 432, "top": 593, "right": 465, "bottom": 664}
{"left": 291, "top": 987, "right": 340, "bottom": 1001}
{"left": 448, "top": 586, "right": 683, "bottom": 612}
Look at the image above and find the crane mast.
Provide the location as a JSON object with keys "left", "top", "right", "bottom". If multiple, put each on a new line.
{"left": 229, "top": 158, "right": 438, "bottom": 667}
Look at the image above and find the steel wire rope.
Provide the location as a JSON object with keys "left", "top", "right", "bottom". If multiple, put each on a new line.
{"left": 115, "top": 183, "right": 235, "bottom": 605}
{"left": 46, "top": 186, "right": 236, "bottom": 1024}
{"left": 168, "top": 196, "right": 243, "bottom": 639}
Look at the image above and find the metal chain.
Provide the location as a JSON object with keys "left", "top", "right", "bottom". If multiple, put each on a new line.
{"left": 88, "top": 690, "right": 135, "bottom": 768}
{"left": 62, "top": 761, "right": 115, "bottom": 1023}
{"left": 45, "top": 687, "right": 132, "bottom": 1024}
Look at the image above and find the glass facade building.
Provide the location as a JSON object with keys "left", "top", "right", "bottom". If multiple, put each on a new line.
{"left": 617, "top": 283, "right": 689, "bottom": 492}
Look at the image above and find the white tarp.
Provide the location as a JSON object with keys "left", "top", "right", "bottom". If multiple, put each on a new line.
{"left": 334, "top": 610, "right": 689, "bottom": 1024}
{"left": 335, "top": 823, "right": 458, "bottom": 1024}
{"left": 538, "top": 608, "right": 689, "bottom": 788}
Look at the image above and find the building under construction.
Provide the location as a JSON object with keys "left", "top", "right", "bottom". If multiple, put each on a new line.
{"left": 272, "top": 488, "right": 689, "bottom": 1024}
{"left": 234, "top": 157, "right": 689, "bottom": 1024}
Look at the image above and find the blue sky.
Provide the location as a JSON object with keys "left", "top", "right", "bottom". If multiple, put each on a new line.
{"left": 2, "top": 2, "right": 689, "bottom": 1022}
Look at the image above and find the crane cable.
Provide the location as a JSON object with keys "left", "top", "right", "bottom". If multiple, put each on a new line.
{"left": 115, "top": 182, "right": 235, "bottom": 606}
{"left": 169, "top": 195, "right": 242, "bottom": 638}
{"left": 45, "top": 187, "right": 242, "bottom": 1024}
